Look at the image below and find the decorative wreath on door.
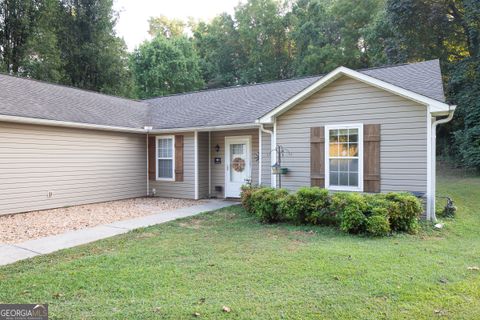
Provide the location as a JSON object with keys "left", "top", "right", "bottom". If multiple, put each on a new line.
{"left": 232, "top": 157, "right": 246, "bottom": 172}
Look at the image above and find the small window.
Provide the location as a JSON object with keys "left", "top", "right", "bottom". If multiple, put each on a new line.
{"left": 156, "top": 136, "right": 175, "bottom": 180}
{"left": 325, "top": 124, "right": 363, "bottom": 191}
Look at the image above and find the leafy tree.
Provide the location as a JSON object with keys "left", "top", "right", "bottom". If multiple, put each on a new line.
{"left": 0, "top": 0, "right": 39, "bottom": 73}
{"left": 290, "top": 0, "right": 382, "bottom": 76}
{"left": 289, "top": 0, "right": 335, "bottom": 75}
{"left": 449, "top": 58, "right": 480, "bottom": 168}
{"left": 58, "top": 0, "right": 134, "bottom": 97}
{"left": 148, "top": 15, "right": 186, "bottom": 38}
{"left": 330, "top": 0, "right": 382, "bottom": 68}
{"left": 130, "top": 35, "right": 204, "bottom": 98}
{"left": 234, "top": 0, "right": 293, "bottom": 83}
{"left": 192, "top": 13, "right": 241, "bottom": 87}
{"left": 20, "top": 0, "right": 65, "bottom": 82}
{"left": 372, "top": 0, "right": 471, "bottom": 63}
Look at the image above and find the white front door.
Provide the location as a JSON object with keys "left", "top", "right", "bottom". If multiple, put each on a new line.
{"left": 225, "top": 136, "right": 251, "bottom": 198}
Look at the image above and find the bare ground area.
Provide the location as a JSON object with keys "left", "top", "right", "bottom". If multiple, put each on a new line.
{"left": 0, "top": 198, "right": 203, "bottom": 244}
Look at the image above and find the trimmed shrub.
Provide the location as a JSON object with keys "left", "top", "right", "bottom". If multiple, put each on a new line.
{"left": 366, "top": 211, "right": 391, "bottom": 236}
{"left": 278, "top": 193, "right": 298, "bottom": 222}
{"left": 384, "top": 193, "right": 423, "bottom": 233}
{"left": 250, "top": 187, "right": 289, "bottom": 223}
{"left": 240, "top": 184, "right": 261, "bottom": 214}
{"left": 240, "top": 185, "right": 423, "bottom": 237}
{"left": 279, "top": 187, "right": 333, "bottom": 225}
{"left": 332, "top": 193, "right": 368, "bottom": 234}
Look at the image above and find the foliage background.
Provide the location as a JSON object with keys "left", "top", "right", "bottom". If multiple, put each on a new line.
{"left": 0, "top": 0, "right": 478, "bottom": 167}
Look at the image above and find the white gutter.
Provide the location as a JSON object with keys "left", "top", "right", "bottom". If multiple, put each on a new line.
{"left": 0, "top": 114, "right": 147, "bottom": 133}
{"left": 149, "top": 123, "right": 260, "bottom": 134}
{"left": 428, "top": 106, "right": 456, "bottom": 221}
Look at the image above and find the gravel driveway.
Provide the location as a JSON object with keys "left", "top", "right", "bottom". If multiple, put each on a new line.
{"left": 0, "top": 198, "right": 203, "bottom": 244}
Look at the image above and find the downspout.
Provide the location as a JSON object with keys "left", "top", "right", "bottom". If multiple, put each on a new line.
{"left": 429, "top": 107, "right": 455, "bottom": 221}
{"left": 194, "top": 131, "right": 199, "bottom": 200}
{"left": 258, "top": 127, "right": 262, "bottom": 186}
{"left": 260, "top": 124, "right": 274, "bottom": 187}
{"left": 144, "top": 126, "right": 153, "bottom": 196}
{"left": 208, "top": 131, "right": 212, "bottom": 197}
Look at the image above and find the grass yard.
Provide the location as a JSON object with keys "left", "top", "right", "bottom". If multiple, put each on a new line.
{"left": 1, "top": 173, "right": 479, "bottom": 319}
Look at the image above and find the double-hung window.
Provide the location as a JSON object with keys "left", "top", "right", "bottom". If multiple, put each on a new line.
{"left": 325, "top": 124, "right": 363, "bottom": 191}
{"left": 156, "top": 136, "right": 175, "bottom": 180}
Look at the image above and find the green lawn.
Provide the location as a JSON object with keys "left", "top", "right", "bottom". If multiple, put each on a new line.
{"left": 1, "top": 174, "right": 479, "bottom": 319}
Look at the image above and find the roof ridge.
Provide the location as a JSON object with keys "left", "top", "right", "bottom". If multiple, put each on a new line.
{"left": 145, "top": 59, "right": 440, "bottom": 101}
{"left": 143, "top": 74, "right": 322, "bottom": 101}
{"left": 357, "top": 59, "right": 439, "bottom": 72}
{"left": 0, "top": 72, "right": 148, "bottom": 106}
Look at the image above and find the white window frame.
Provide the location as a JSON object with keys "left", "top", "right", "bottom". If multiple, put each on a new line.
{"left": 325, "top": 123, "right": 364, "bottom": 192}
{"left": 156, "top": 135, "right": 175, "bottom": 181}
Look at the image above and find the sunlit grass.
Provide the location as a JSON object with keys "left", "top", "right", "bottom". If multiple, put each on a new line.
{"left": 1, "top": 173, "right": 479, "bottom": 319}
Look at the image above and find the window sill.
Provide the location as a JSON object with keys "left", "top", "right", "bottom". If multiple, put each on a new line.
{"left": 327, "top": 186, "right": 363, "bottom": 192}
{"left": 156, "top": 178, "right": 175, "bottom": 182}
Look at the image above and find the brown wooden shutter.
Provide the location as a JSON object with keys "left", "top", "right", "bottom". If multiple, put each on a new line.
{"left": 364, "top": 124, "right": 381, "bottom": 193}
{"left": 174, "top": 135, "right": 184, "bottom": 182}
{"left": 310, "top": 127, "right": 325, "bottom": 187}
{"left": 148, "top": 136, "right": 156, "bottom": 181}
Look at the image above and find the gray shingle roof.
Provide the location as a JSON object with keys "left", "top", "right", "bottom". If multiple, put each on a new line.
{"left": 0, "top": 75, "right": 149, "bottom": 128}
{"left": 0, "top": 60, "right": 445, "bottom": 130}
{"left": 146, "top": 76, "right": 321, "bottom": 129}
{"left": 361, "top": 59, "right": 445, "bottom": 102}
{"left": 146, "top": 59, "right": 446, "bottom": 129}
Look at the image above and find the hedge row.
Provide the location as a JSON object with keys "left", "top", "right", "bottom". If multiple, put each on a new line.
{"left": 240, "top": 186, "right": 423, "bottom": 236}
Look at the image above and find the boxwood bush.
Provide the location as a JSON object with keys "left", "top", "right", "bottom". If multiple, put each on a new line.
{"left": 241, "top": 185, "right": 424, "bottom": 237}
{"left": 332, "top": 193, "right": 368, "bottom": 234}
{"left": 248, "top": 187, "right": 289, "bottom": 223}
{"left": 279, "top": 187, "right": 334, "bottom": 225}
{"left": 240, "top": 184, "right": 261, "bottom": 214}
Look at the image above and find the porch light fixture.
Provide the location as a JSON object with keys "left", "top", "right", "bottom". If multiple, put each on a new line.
{"left": 215, "top": 144, "right": 220, "bottom": 153}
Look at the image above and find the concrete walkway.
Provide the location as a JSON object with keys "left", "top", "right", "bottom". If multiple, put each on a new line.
{"left": 0, "top": 199, "right": 235, "bottom": 266}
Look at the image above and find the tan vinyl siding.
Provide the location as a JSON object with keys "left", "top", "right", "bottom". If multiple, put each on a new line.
{"left": 260, "top": 128, "right": 272, "bottom": 186}
{"left": 150, "top": 132, "right": 195, "bottom": 199}
{"left": 197, "top": 132, "right": 210, "bottom": 198}
{"left": 0, "top": 122, "right": 146, "bottom": 216}
{"left": 210, "top": 129, "right": 260, "bottom": 198}
{"left": 276, "top": 76, "right": 428, "bottom": 193}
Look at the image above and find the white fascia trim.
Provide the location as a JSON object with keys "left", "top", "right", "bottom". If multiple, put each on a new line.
{"left": 150, "top": 123, "right": 260, "bottom": 134}
{"left": 0, "top": 114, "right": 147, "bottom": 133}
{"left": 258, "top": 66, "right": 452, "bottom": 123}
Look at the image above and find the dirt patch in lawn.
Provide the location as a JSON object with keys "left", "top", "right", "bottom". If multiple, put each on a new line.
{"left": 0, "top": 198, "right": 203, "bottom": 244}
{"left": 178, "top": 218, "right": 204, "bottom": 230}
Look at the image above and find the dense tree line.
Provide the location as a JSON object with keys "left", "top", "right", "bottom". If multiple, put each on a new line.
{"left": 0, "top": 0, "right": 133, "bottom": 96}
{"left": 0, "top": 0, "right": 479, "bottom": 168}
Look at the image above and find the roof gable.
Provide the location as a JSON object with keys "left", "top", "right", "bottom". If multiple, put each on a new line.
{"left": 258, "top": 62, "right": 451, "bottom": 123}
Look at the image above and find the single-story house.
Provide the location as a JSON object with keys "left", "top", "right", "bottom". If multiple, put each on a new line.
{"left": 0, "top": 59, "right": 455, "bottom": 220}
